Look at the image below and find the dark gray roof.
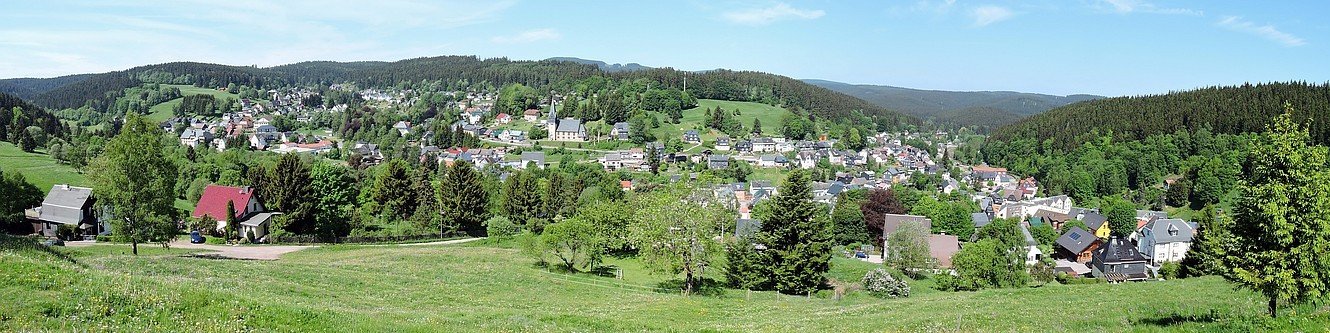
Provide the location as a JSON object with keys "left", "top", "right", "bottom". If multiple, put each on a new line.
{"left": 613, "top": 122, "right": 629, "bottom": 131}
{"left": 520, "top": 152, "right": 546, "bottom": 165}
{"left": 971, "top": 212, "right": 992, "bottom": 228}
{"left": 708, "top": 154, "right": 729, "bottom": 162}
{"left": 39, "top": 185, "right": 93, "bottom": 225}
{"left": 555, "top": 118, "right": 583, "bottom": 132}
{"left": 241, "top": 212, "right": 280, "bottom": 227}
{"left": 1095, "top": 237, "right": 1148, "bottom": 264}
{"left": 735, "top": 218, "right": 761, "bottom": 238}
{"left": 1056, "top": 227, "right": 1099, "bottom": 254}
{"left": 1081, "top": 212, "right": 1108, "bottom": 230}
{"left": 1144, "top": 218, "right": 1194, "bottom": 243}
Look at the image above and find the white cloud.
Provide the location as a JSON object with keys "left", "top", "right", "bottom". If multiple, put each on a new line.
{"left": 1218, "top": 16, "right": 1306, "bottom": 47}
{"left": 1098, "top": 0, "right": 1202, "bottom": 16}
{"left": 490, "top": 28, "right": 562, "bottom": 44}
{"left": 970, "top": 5, "right": 1013, "bottom": 27}
{"left": 722, "top": 3, "right": 825, "bottom": 26}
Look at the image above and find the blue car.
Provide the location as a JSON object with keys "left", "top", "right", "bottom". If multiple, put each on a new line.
{"left": 190, "top": 231, "right": 206, "bottom": 244}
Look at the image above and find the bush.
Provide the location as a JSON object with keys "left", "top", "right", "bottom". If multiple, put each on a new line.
{"left": 205, "top": 236, "right": 226, "bottom": 245}
{"left": 861, "top": 268, "right": 910, "bottom": 298}
{"left": 1159, "top": 262, "right": 1181, "bottom": 280}
{"left": 95, "top": 235, "right": 112, "bottom": 243}
{"left": 1054, "top": 272, "right": 1103, "bottom": 285}
{"left": 485, "top": 216, "right": 520, "bottom": 238}
{"left": 55, "top": 224, "right": 79, "bottom": 241}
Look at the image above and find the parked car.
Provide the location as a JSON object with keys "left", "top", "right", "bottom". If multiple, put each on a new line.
{"left": 42, "top": 238, "right": 64, "bottom": 247}
{"left": 190, "top": 231, "right": 206, "bottom": 244}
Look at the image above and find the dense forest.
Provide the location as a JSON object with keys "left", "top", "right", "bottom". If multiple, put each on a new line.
{"left": 0, "top": 74, "right": 93, "bottom": 100}
{"left": 982, "top": 82, "right": 1330, "bottom": 210}
{"left": 0, "top": 92, "right": 68, "bottom": 152}
{"left": 988, "top": 82, "right": 1330, "bottom": 150}
{"left": 10, "top": 56, "right": 917, "bottom": 130}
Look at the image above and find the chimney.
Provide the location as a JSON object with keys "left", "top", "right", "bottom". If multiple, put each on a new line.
{"left": 240, "top": 186, "right": 249, "bottom": 194}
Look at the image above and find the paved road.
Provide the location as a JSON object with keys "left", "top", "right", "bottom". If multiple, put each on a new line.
{"left": 67, "top": 239, "right": 313, "bottom": 260}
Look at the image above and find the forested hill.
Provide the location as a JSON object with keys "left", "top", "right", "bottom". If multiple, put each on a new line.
{"left": 804, "top": 79, "right": 1101, "bottom": 129}
{"left": 0, "top": 92, "right": 67, "bottom": 147}
{"left": 545, "top": 57, "right": 651, "bottom": 73}
{"left": 0, "top": 74, "right": 93, "bottom": 100}
{"left": 10, "top": 56, "right": 917, "bottom": 129}
{"left": 987, "top": 81, "right": 1330, "bottom": 150}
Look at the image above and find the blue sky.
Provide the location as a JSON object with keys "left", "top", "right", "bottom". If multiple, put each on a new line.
{"left": 1, "top": 0, "right": 1326, "bottom": 96}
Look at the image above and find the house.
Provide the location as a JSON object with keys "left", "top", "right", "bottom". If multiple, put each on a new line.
{"left": 31, "top": 185, "right": 102, "bottom": 238}
{"left": 496, "top": 113, "right": 512, "bottom": 124}
{"left": 882, "top": 214, "right": 933, "bottom": 236}
{"left": 971, "top": 212, "right": 992, "bottom": 229}
{"left": 757, "top": 154, "right": 787, "bottom": 168}
{"left": 1020, "top": 222, "right": 1043, "bottom": 265}
{"left": 1080, "top": 212, "right": 1111, "bottom": 239}
{"left": 1092, "top": 237, "right": 1151, "bottom": 282}
{"left": 520, "top": 152, "right": 546, "bottom": 169}
{"left": 752, "top": 137, "right": 776, "bottom": 152}
{"left": 715, "top": 137, "right": 731, "bottom": 151}
{"left": 1136, "top": 218, "right": 1195, "bottom": 265}
{"left": 683, "top": 130, "right": 701, "bottom": 144}
{"left": 749, "top": 180, "right": 777, "bottom": 196}
{"left": 734, "top": 140, "right": 753, "bottom": 153}
{"left": 393, "top": 121, "right": 412, "bottom": 136}
{"left": 611, "top": 122, "right": 630, "bottom": 140}
{"left": 928, "top": 234, "right": 961, "bottom": 268}
{"left": 523, "top": 109, "right": 541, "bottom": 122}
{"left": 707, "top": 154, "right": 730, "bottom": 169}
{"left": 179, "top": 128, "right": 213, "bottom": 148}
{"left": 191, "top": 185, "right": 274, "bottom": 241}
{"left": 1055, "top": 227, "right": 1102, "bottom": 264}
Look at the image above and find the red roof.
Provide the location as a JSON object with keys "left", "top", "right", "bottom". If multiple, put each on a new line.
{"left": 192, "top": 185, "right": 256, "bottom": 220}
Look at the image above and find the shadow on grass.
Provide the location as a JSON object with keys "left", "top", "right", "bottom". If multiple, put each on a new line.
{"left": 1136, "top": 311, "right": 1222, "bottom": 327}
{"left": 655, "top": 278, "right": 727, "bottom": 297}
{"left": 185, "top": 253, "right": 262, "bottom": 261}
{"left": 0, "top": 235, "right": 83, "bottom": 267}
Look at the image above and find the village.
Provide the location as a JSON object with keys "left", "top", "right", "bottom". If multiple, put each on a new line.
{"left": 21, "top": 82, "right": 1196, "bottom": 286}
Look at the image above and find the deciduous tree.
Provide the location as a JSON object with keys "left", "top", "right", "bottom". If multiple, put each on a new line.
{"left": 89, "top": 114, "right": 179, "bottom": 255}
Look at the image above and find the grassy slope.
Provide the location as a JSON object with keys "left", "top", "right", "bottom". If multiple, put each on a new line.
{"left": 2, "top": 235, "right": 1324, "bottom": 332}
{"left": 146, "top": 85, "right": 246, "bottom": 123}
{"left": 0, "top": 142, "right": 87, "bottom": 193}
{"left": 651, "top": 99, "right": 792, "bottom": 145}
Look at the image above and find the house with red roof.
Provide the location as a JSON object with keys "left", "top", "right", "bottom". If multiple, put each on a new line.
{"left": 496, "top": 113, "right": 512, "bottom": 124}
{"left": 191, "top": 184, "right": 278, "bottom": 241}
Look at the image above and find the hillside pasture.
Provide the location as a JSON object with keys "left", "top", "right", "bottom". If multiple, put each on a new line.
{"left": 146, "top": 84, "right": 246, "bottom": 122}
{"left": 0, "top": 142, "right": 88, "bottom": 193}
{"left": 1, "top": 234, "right": 1324, "bottom": 332}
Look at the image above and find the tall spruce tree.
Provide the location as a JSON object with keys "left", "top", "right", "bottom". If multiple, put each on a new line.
{"left": 1225, "top": 106, "right": 1330, "bottom": 318}
{"left": 757, "top": 170, "right": 833, "bottom": 295}
{"left": 439, "top": 161, "right": 489, "bottom": 235}
{"left": 1179, "top": 205, "right": 1230, "bottom": 278}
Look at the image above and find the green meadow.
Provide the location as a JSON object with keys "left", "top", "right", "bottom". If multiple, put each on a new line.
{"left": 1, "top": 235, "right": 1324, "bottom": 332}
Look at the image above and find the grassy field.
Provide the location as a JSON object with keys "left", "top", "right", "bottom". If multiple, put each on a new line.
{"left": 0, "top": 142, "right": 88, "bottom": 193}
{"left": 651, "top": 99, "right": 793, "bottom": 144}
{"left": 2, "top": 234, "right": 1325, "bottom": 332}
{"left": 146, "top": 85, "right": 246, "bottom": 123}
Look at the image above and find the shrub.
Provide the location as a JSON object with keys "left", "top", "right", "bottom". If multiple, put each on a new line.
{"left": 861, "top": 268, "right": 910, "bottom": 298}
{"left": 1159, "top": 262, "right": 1181, "bottom": 280}
{"left": 95, "top": 235, "right": 112, "bottom": 243}
{"left": 485, "top": 216, "right": 520, "bottom": 238}
{"left": 55, "top": 224, "right": 79, "bottom": 241}
{"left": 205, "top": 236, "right": 226, "bottom": 245}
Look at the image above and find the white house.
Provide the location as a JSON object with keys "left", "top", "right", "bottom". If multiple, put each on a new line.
{"left": 1136, "top": 218, "right": 1195, "bottom": 265}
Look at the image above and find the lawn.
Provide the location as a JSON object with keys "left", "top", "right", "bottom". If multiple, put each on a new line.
{"left": 0, "top": 142, "right": 88, "bottom": 193}
{"left": 650, "top": 99, "right": 793, "bottom": 144}
{"left": 1, "top": 234, "right": 1324, "bottom": 332}
{"left": 146, "top": 84, "right": 246, "bottom": 123}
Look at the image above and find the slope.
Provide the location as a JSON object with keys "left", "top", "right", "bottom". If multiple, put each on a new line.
{"left": 988, "top": 81, "right": 1330, "bottom": 150}
{"left": 804, "top": 79, "right": 1102, "bottom": 127}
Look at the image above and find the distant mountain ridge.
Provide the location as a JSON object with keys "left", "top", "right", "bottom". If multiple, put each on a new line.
{"left": 803, "top": 79, "right": 1103, "bottom": 129}
{"left": 546, "top": 57, "right": 651, "bottom": 73}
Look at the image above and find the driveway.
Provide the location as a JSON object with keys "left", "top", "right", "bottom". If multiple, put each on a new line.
{"left": 66, "top": 240, "right": 313, "bottom": 260}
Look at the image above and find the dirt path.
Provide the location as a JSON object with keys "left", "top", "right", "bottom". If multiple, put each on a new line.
{"left": 371, "top": 237, "right": 486, "bottom": 247}
{"left": 67, "top": 240, "right": 313, "bottom": 260}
